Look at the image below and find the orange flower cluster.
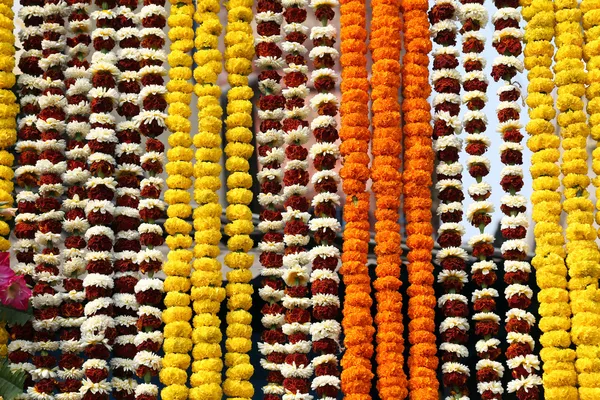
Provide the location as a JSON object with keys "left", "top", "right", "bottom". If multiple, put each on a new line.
{"left": 401, "top": 0, "right": 439, "bottom": 398}
{"left": 339, "top": 0, "right": 375, "bottom": 398}
{"left": 369, "top": 0, "right": 408, "bottom": 398}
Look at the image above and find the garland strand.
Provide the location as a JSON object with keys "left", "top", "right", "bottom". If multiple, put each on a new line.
{"left": 401, "top": 0, "right": 439, "bottom": 397}
{"left": 429, "top": 0, "right": 470, "bottom": 397}
{"left": 280, "top": 0, "right": 314, "bottom": 397}
{"left": 254, "top": 0, "right": 287, "bottom": 397}
{"left": 369, "top": 0, "right": 408, "bottom": 398}
{"left": 160, "top": 0, "right": 196, "bottom": 398}
{"left": 189, "top": 1, "right": 225, "bottom": 398}
{"left": 522, "top": 0, "right": 577, "bottom": 397}
{"left": 555, "top": 0, "right": 600, "bottom": 399}
{"left": 491, "top": 0, "right": 543, "bottom": 397}
{"left": 222, "top": 0, "right": 255, "bottom": 397}
{"left": 338, "top": 0, "right": 375, "bottom": 397}
{"left": 307, "top": 0, "right": 342, "bottom": 398}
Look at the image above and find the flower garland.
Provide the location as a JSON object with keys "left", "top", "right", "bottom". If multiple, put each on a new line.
{"left": 254, "top": 0, "right": 287, "bottom": 397}
{"left": 81, "top": 3, "right": 120, "bottom": 400}
{"left": 307, "top": 0, "right": 342, "bottom": 399}
{"left": 132, "top": 0, "right": 169, "bottom": 394}
{"left": 401, "top": 0, "right": 439, "bottom": 398}
{"left": 30, "top": 1, "right": 68, "bottom": 399}
{"left": 279, "top": 0, "right": 314, "bottom": 397}
{"left": 160, "top": 0, "right": 195, "bottom": 399}
{"left": 429, "top": 0, "right": 470, "bottom": 397}
{"left": 11, "top": 0, "right": 43, "bottom": 389}
{"left": 492, "top": 1, "right": 543, "bottom": 398}
{"left": 59, "top": 0, "right": 92, "bottom": 397}
{"left": 522, "top": 0, "right": 577, "bottom": 397}
{"left": 222, "top": 0, "right": 255, "bottom": 398}
{"left": 555, "top": 0, "right": 600, "bottom": 399}
{"left": 189, "top": 1, "right": 226, "bottom": 399}
{"left": 369, "top": 0, "right": 408, "bottom": 398}
{"left": 110, "top": 1, "right": 143, "bottom": 398}
{"left": 338, "top": 0, "right": 375, "bottom": 396}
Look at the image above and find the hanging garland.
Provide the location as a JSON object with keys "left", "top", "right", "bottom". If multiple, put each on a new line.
{"left": 254, "top": 0, "right": 287, "bottom": 397}
{"left": 491, "top": 0, "right": 543, "bottom": 397}
{"left": 401, "top": 1, "right": 439, "bottom": 398}
{"left": 522, "top": 0, "right": 577, "bottom": 397}
{"left": 338, "top": 0, "right": 375, "bottom": 396}
{"left": 308, "top": 0, "right": 342, "bottom": 398}
{"left": 369, "top": 0, "right": 408, "bottom": 398}
{"left": 429, "top": 0, "right": 470, "bottom": 397}
{"left": 160, "top": 0, "right": 195, "bottom": 398}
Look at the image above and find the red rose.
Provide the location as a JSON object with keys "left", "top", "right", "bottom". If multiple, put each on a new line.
{"left": 61, "top": 302, "right": 84, "bottom": 318}
{"left": 491, "top": 64, "right": 517, "bottom": 82}
{"left": 285, "top": 308, "right": 310, "bottom": 324}
{"left": 35, "top": 379, "right": 56, "bottom": 394}
{"left": 494, "top": 36, "right": 522, "bottom": 56}
{"left": 86, "top": 259, "right": 113, "bottom": 275}
{"left": 87, "top": 235, "right": 113, "bottom": 252}
{"left": 506, "top": 343, "right": 532, "bottom": 359}
{"left": 504, "top": 270, "right": 529, "bottom": 284}
{"left": 311, "top": 279, "right": 338, "bottom": 295}
{"left": 88, "top": 142, "right": 117, "bottom": 157}
{"left": 135, "top": 290, "right": 163, "bottom": 306}
{"left": 313, "top": 305, "right": 338, "bottom": 320}
{"left": 465, "top": 142, "right": 488, "bottom": 157}
{"left": 113, "top": 390, "right": 135, "bottom": 400}
{"left": 9, "top": 351, "right": 30, "bottom": 363}
{"left": 36, "top": 196, "right": 61, "bottom": 212}
{"left": 266, "top": 352, "right": 286, "bottom": 364}
{"left": 283, "top": 71, "right": 308, "bottom": 88}
{"left": 440, "top": 327, "right": 468, "bottom": 344}
{"left": 114, "top": 258, "right": 137, "bottom": 273}
{"left": 137, "top": 339, "right": 161, "bottom": 353}
{"left": 85, "top": 286, "right": 111, "bottom": 301}
{"left": 117, "top": 324, "right": 138, "bottom": 337}
{"left": 501, "top": 149, "right": 523, "bottom": 165}
{"left": 429, "top": 3, "right": 455, "bottom": 24}
{"left": 494, "top": 17, "right": 519, "bottom": 31}
{"left": 438, "top": 187, "right": 465, "bottom": 203}
{"left": 507, "top": 294, "right": 532, "bottom": 309}
{"left": 438, "top": 231, "right": 462, "bottom": 248}
{"left": 314, "top": 76, "right": 335, "bottom": 92}
{"left": 285, "top": 285, "right": 309, "bottom": 298}
{"left": 262, "top": 328, "right": 285, "bottom": 344}
{"left": 284, "top": 195, "right": 309, "bottom": 212}
{"left": 114, "top": 343, "right": 137, "bottom": 359}
{"left": 433, "top": 54, "right": 458, "bottom": 70}
{"left": 501, "top": 226, "right": 527, "bottom": 240}
{"left": 83, "top": 393, "right": 108, "bottom": 400}
{"left": 258, "top": 0, "right": 282, "bottom": 12}
{"left": 87, "top": 210, "right": 115, "bottom": 226}
{"left": 15, "top": 222, "right": 37, "bottom": 239}
{"left": 139, "top": 260, "right": 162, "bottom": 274}
{"left": 433, "top": 30, "right": 457, "bottom": 46}
{"left": 313, "top": 153, "right": 337, "bottom": 172}
{"left": 313, "top": 126, "right": 339, "bottom": 143}
{"left": 59, "top": 353, "right": 83, "bottom": 370}
{"left": 443, "top": 300, "right": 469, "bottom": 317}
{"left": 313, "top": 338, "right": 337, "bottom": 354}
{"left": 314, "top": 178, "right": 337, "bottom": 194}
{"left": 463, "top": 38, "right": 484, "bottom": 53}
{"left": 434, "top": 77, "right": 460, "bottom": 94}
{"left": 85, "top": 368, "right": 108, "bottom": 383}
{"left": 63, "top": 278, "right": 83, "bottom": 292}
{"left": 443, "top": 371, "right": 468, "bottom": 387}
{"left": 283, "top": 377, "right": 309, "bottom": 394}
{"left": 262, "top": 277, "right": 284, "bottom": 291}
{"left": 284, "top": 220, "right": 308, "bottom": 236}
{"left": 259, "top": 252, "right": 283, "bottom": 268}
{"left": 475, "top": 320, "right": 499, "bottom": 337}
{"left": 506, "top": 318, "right": 531, "bottom": 334}
{"left": 460, "top": 18, "right": 480, "bottom": 33}
{"left": 140, "top": 233, "right": 164, "bottom": 247}
{"left": 464, "top": 119, "right": 487, "bottom": 134}
{"left": 472, "top": 242, "right": 494, "bottom": 258}
{"left": 58, "top": 378, "right": 81, "bottom": 393}
{"left": 500, "top": 90, "right": 521, "bottom": 103}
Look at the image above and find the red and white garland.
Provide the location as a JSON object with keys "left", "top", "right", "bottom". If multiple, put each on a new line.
{"left": 131, "top": 0, "right": 168, "bottom": 395}
{"left": 254, "top": 0, "right": 287, "bottom": 398}
{"left": 280, "top": 0, "right": 314, "bottom": 397}
{"left": 308, "top": 0, "right": 341, "bottom": 398}
{"left": 491, "top": 1, "right": 542, "bottom": 397}
{"left": 429, "top": 0, "right": 471, "bottom": 397}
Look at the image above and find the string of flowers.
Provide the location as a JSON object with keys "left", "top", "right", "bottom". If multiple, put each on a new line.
{"left": 307, "top": 0, "right": 342, "bottom": 398}
{"left": 30, "top": 1, "right": 68, "bottom": 398}
{"left": 429, "top": 0, "right": 470, "bottom": 397}
{"left": 491, "top": 1, "right": 543, "bottom": 397}
{"left": 522, "top": 0, "right": 577, "bottom": 397}
{"left": 188, "top": 1, "right": 226, "bottom": 398}
{"left": 59, "top": 0, "right": 92, "bottom": 397}
{"left": 338, "top": 0, "right": 375, "bottom": 396}
{"left": 111, "top": 1, "right": 143, "bottom": 398}
{"left": 222, "top": 0, "right": 255, "bottom": 398}
{"left": 160, "top": 0, "right": 195, "bottom": 398}
{"left": 132, "top": 0, "right": 169, "bottom": 394}
{"left": 279, "top": 0, "right": 314, "bottom": 397}
{"left": 401, "top": 0, "right": 439, "bottom": 397}
{"left": 369, "top": 0, "right": 408, "bottom": 398}
{"left": 555, "top": 0, "right": 600, "bottom": 398}
{"left": 11, "top": 0, "right": 44, "bottom": 389}
{"left": 81, "top": 3, "right": 120, "bottom": 400}
{"left": 254, "top": 0, "right": 287, "bottom": 397}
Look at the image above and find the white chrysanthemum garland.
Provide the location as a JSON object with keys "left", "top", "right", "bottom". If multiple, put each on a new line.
{"left": 57, "top": 0, "right": 93, "bottom": 397}
{"left": 491, "top": 0, "right": 542, "bottom": 396}
{"left": 81, "top": 4, "right": 121, "bottom": 400}
{"left": 130, "top": 0, "right": 168, "bottom": 395}
{"left": 254, "top": 1, "right": 288, "bottom": 397}
{"left": 429, "top": 0, "right": 470, "bottom": 397}
{"left": 10, "top": 0, "right": 47, "bottom": 392}
{"left": 308, "top": 0, "right": 341, "bottom": 398}
{"left": 280, "top": 0, "right": 315, "bottom": 397}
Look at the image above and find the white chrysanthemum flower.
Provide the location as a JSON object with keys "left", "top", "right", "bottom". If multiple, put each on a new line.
{"left": 441, "top": 362, "right": 470, "bottom": 375}
{"left": 506, "top": 375, "right": 542, "bottom": 393}
{"left": 439, "top": 317, "right": 469, "bottom": 333}
{"left": 439, "top": 343, "right": 469, "bottom": 358}
{"left": 438, "top": 293, "right": 468, "bottom": 307}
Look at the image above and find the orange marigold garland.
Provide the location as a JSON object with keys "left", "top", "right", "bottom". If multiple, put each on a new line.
{"left": 401, "top": 0, "right": 439, "bottom": 398}
{"left": 369, "top": 0, "right": 408, "bottom": 398}
{"left": 429, "top": 0, "right": 471, "bottom": 397}
{"left": 338, "top": 0, "right": 375, "bottom": 398}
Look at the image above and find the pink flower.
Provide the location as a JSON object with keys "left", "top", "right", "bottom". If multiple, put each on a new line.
{"left": 0, "top": 252, "right": 13, "bottom": 283}
{"left": 0, "top": 275, "right": 31, "bottom": 311}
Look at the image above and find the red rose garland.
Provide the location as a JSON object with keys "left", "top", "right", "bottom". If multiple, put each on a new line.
{"left": 429, "top": 0, "right": 470, "bottom": 397}
{"left": 81, "top": 2, "right": 121, "bottom": 400}
{"left": 58, "top": 0, "right": 93, "bottom": 396}
{"left": 11, "top": 0, "right": 46, "bottom": 391}
{"left": 131, "top": 0, "right": 168, "bottom": 395}
{"left": 491, "top": 1, "right": 542, "bottom": 397}
{"left": 308, "top": 0, "right": 342, "bottom": 398}
{"left": 280, "top": 0, "right": 314, "bottom": 397}
{"left": 254, "top": 0, "right": 287, "bottom": 397}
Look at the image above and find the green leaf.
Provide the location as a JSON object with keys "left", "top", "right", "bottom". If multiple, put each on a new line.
{"left": 0, "top": 359, "right": 25, "bottom": 400}
{"left": 0, "top": 305, "right": 32, "bottom": 326}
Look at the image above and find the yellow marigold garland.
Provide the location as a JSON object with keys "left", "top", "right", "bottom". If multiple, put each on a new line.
{"left": 223, "top": 0, "right": 255, "bottom": 398}
{"left": 161, "top": 0, "right": 195, "bottom": 399}
{"left": 0, "top": 0, "right": 15, "bottom": 250}
{"left": 189, "top": 2, "right": 226, "bottom": 400}
{"left": 522, "top": 0, "right": 578, "bottom": 397}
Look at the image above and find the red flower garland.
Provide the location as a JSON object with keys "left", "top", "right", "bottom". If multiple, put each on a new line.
{"left": 254, "top": 0, "right": 287, "bottom": 397}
